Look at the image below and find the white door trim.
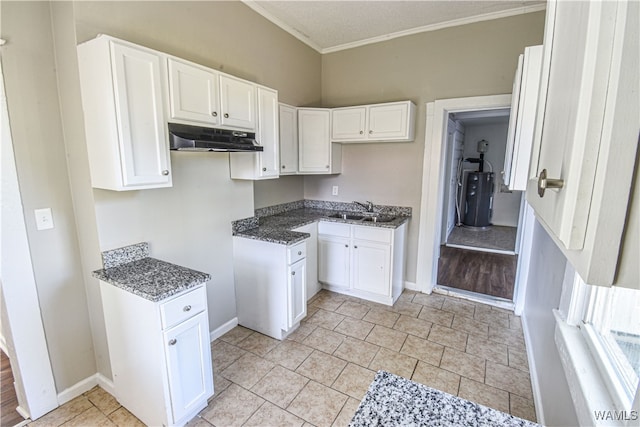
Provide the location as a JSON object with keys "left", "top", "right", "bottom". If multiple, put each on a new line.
{"left": 416, "top": 95, "right": 512, "bottom": 294}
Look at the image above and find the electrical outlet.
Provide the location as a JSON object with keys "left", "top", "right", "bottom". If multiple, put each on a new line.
{"left": 332, "top": 186, "right": 339, "bottom": 196}
{"left": 34, "top": 208, "right": 54, "bottom": 230}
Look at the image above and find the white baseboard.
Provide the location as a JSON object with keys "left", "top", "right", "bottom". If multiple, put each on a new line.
{"left": 56, "top": 373, "right": 107, "bottom": 405}
{"left": 404, "top": 280, "right": 420, "bottom": 291}
{"left": 210, "top": 317, "right": 238, "bottom": 342}
{"left": 0, "top": 335, "right": 7, "bottom": 354}
{"left": 15, "top": 405, "right": 30, "bottom": 423}
{"left": 521, "top": 311, "right": 545, "bottom": 425}
{"left": 96, "top": 373, "right": 115, "bottom": 397}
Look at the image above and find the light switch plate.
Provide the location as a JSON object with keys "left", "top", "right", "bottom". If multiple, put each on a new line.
{"left": 332, "top": 186, "right": 339, "bottom": 196}
{"left": 34, "top": 208, "right": 54, "bottom": 230}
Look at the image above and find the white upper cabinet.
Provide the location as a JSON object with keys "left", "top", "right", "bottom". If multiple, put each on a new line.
{"left": 298, "top": 108, "right": 342, "bottom": 174}
{"left": 279, "top": 103, "right": 299, "bottom": 175}
{"left": 219, "top": 75, "right": 256, "bottom": 130}
{"left": 77, "top": 36, "right": 172, "bottom": 191}
{"left": 230, "top": 86, "right": 279, "bottom": 180}
{"left": 503, "top": 45, "right": 543, "bottom": 192}
{"left": 527, "top": 0, "right": 639, "bottom": 285}
{"left": 168, "top": 58, "right": 220, "bottom": 126}
{"left": 331, "top": 101, "right": 416, "bottom": 143}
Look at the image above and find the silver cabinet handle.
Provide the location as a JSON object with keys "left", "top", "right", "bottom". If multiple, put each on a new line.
{"left": 168, "top": 339, "right": 177, "bottom": 346}
{"left": 537, "top": 168, "right": 564, "bottom": 197}
{"left": 369, "top": 130, "right": 373, "bottom": 134}
{"left": 224, "top": 113, "right": 229, "bottom": 118}
{"left": 212, "top": 111, "right": 218, "bottom": 117}
{"left": 298, "top": 251, "right": 302, "bottom": 255}
{"left": 183, "top": 305, "right": 192, "bottom": 312}
{"left": 291, "top": 271, "right": 296, "bottom": 276}
{"left": 282, "top": 165, "right": 286, "bottom": 169}
{"left": 345, "top": 244, "right": 349, "bottom": 248}
{"left": 326, "top": 165, "right": 330, "bottom": 169}
{"left": 359, "top": 130, "right": 363, "bottom": 134}
{"left": 162, "top": 170, "right": 169, "bottom": 176}
{"left": 262, "top": 167, "right": 267, "bottom": 172}
{"left": 354, "top": 245, "right": 358, "bottom": 249}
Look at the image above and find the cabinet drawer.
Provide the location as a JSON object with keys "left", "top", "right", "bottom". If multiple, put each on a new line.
{"left": 318, "top": 221, "right": 351, "bottom": 238}
{"left": 160, "top": 285, "right": 207, "bottom": 330}
{"left": 288, "top": 241, "right": 306, "bottom": 265}
{"left": 353, "top": 225, "right": 392, "bottom": 243}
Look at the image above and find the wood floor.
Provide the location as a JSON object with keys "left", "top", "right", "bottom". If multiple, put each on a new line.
{"left": 1, "top": 349, "right": 24, "bottom": 427}
{"left": 437, "top": 245, "right": 517, "bottom": 300}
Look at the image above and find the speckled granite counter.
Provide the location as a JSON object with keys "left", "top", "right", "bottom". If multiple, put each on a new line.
{"left": 93, "top": 242, "right": 211, "bottom": 302}
{"left": 350, "top": 371, "right": 538, "bottom": 427}
{"left": 233, "top": 200, "right": 411, "bottom": 245}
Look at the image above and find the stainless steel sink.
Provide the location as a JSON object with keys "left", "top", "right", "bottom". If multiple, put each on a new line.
{"left": 329, "top": 213, "right": 366, "bottom": 220}
{"left": 363, "top": 215, "right": 396, "bottom": 223}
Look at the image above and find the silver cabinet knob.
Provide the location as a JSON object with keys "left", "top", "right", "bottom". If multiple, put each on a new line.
{"left": 354, "top": 245, "right": 358, "bottom": 249}
{"left": 291, "top": 271, "right": 296, "bottom": 276}
{"left": 326, "top": 165, "right": 330, "bottom": 169}
{"left": 298, "top": 251, "right": 302, "bottom": 255}
{"left": 162, "top": 170, "right": 170, "bottom": 176}
{"left": 537, "top": 168, "right": 564, "bottom": 197}
{"left": 262, "top": 167, "right": 267, "bottom": 171}
{"left": 345, "top": 244, "right": 349, "bottom": 248}
{"left": 224, "top": 113, "right": 229, "bottom": 118}
{"left": 369, "top": 130, "right": 373, "bottom": 134}
{"left": 168, "top": 339, "right": 177, "bottom": 346}
{"left": 282, "top": 165, "right": 286, "bottom": 169}
{"left": 183, "top": 305, "right": 192, "bottom": 312}
{"left": 359, "top": 130, "right": 363, "bottom": 134}
{"left": 212, "top": 111, "right": 218, "bottom": 117}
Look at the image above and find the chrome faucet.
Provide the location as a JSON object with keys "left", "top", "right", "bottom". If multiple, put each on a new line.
{"left": 353, "top": 200, "right": 375, "bottom": 212}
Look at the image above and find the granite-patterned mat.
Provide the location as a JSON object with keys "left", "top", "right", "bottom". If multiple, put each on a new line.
{"left": 350, "top": 371, "right": 538, "bottom": 427}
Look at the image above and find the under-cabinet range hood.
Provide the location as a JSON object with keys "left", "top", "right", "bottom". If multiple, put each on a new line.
{"left": 168, "top": 123, "right": 263, "bottom": 152}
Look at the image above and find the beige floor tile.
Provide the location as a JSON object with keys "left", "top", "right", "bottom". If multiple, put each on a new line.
{"left": 201, "top": 384, "right": 264, "bottom": 427}
{"left": 485, "top": 361, "right": 533, "bottom": 399}
{"left": 510, "top": 394, "right": 537, "bottom": 422}
{"left": 440, "top": 347, "right": 485, "bottom": 383}
{"left": 451, "top": 314, "right": 489, "bottom": 337}
{"left": 334, "top": 336, "right": 381, "bottom": 367}
{"left": 412, "top": 292, "right": 445, "bottom": 309}
{"left": 213, "top": 369, "right": 232, "bottom": 394}
{"left": 458, "top": 377, "right": 509, "bottom": 413}
{"left": 30, "top": 396, "right": 94, "bottom": 426}
{"left": 474, "top": 305, "right": 509, "bottom": 328}
{"left": 287, "top": 381, "right": 348, "bottom": 427}
{"left": 251, "top": 365, "right": 309, "bottom": 408}
{"left": 427, "top": 324, "right": 468, "bottom": 352}
{"left": 264, "top": 340, "right": 314, "bottom": 371}
{"left": 107, "top": 407, "right": 145, "bottom": 427}
{"left": 306, "top": 309, "right": 346, "bottom": 330}
{"left": 309, "top": 292, "right": 347, "bottom": 311}
{"left": 398, "top": 290, "right": 418, "bottom": 302}
{"left": 418, "top": 306, "right": 454, "bottom": 327}
{"left": 334, "top": 317, "right": 375, "bottom": 340}
{"left": 368, "top": 347, "right": 417, "bottom": 379}
{"left": 303, "top": 326, "right": 346, "bottom": 354}
{"left": 60, "top": 406, "right": 115, "bottom": 427}
{"left": 331, "top": 397, "right": 361, "bottom": 427}
{"left": 221, "top": 353, "right": 274, "bottom": 389}
{"left": 84, "top": 386, "right": 120, "bottom": 416}
{"left": 211, "top": 340, "right": 247, "bottom": 371}
{"left": 509, "top": 314, "right": 523, "bottom": 331}
{"left": 185, "top": 414, "right": 213, "bottom": 426}
{"left": 442, "top": 298, "right": 476, "bottom": 318}
{"left": 237, "top": 332, "right": 280, "bottom": 357}
{"left": 400, "top": 334, "right": 444, "bottom": 366}
{"left": 219, "top": 326, "right": 254, "bottom": 345}
{"left": 366, "top": 325, "right": 408, "bottom": 351}
{"left": 411, "top": 361, "right": 460, "bottom": 396}
{"left": 332, "top": 363, "right": 376, "bottom": 400}
{"left": 391, "top": 300, "right": 422, "bottom": 317}
{"left": 363, "top": 308, "right": 400, "bottom": 328}
{"left": 489, "top": 325, "right": 526, "bottom": 350}
{"left": 465, "top": 334, "right": 508, "bottom": 365}
{"left": 393, "top": 315, "right": 432, "bottom": 339}
{"left": 335, "top": 300, "right": 370, "bottom": 319}
{"left": 244, "top": 402, "right": 304, "bottom": 427}
{"left": 296, "top": 350, "right": 347, "bottom": 386}
{"left": 286, "top": 322, "right": 317, "bottom": 343}
{"left": 508, "top": 347, "right": 530, "bottom": 372}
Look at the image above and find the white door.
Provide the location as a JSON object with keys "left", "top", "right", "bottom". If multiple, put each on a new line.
{"left": 298, "top": 109, "right": 331, "bottom": 173}
{"left": 288, "top": 260, "right": 307, "bottom": 328}
{"left": 368, "top": 102, "right": 410, "bottom": 140}
{"left": 163, "top": 312, "right": 213, "bottom": 424}
{"left": 256, "top": 87, "right": 279, "bottom": 178}
{"left": 168, "top": 58, "right": 220, "bottom": 126}
{"left": 352, "top": 241, "right": 391, "bottom": 296}
{"left": 279, "top": 104, "right": 298, "bottom": 174}
{"left": 111, "top": 41, "right": 171, "bottom": 187}
{"left": 219, "top": 75, "right": 256, "bottom": 130}
{"left": 331, "top": 107, "right": 366, "bottom": 141}
{"left": 318, "top": 236, "right": 350, "bottom": 288}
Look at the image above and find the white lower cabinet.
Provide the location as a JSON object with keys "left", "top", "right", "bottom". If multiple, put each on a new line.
{"left": 318, "top": 221, "right": 406, "bottom": 305}
{"left": 292, "top": 223, "right": 321, "bottom": 300}
{"left": 100, "top": 283, "right": 213, "bottom": 427}
{"left": 233, "top": 238, "right": 307, "bottom": 339}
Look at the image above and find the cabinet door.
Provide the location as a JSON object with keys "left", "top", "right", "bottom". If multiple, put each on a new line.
{"left": 288, "top": 260, "right": 307, "bottom": 328}
{"left": 168, "top": 58, "right": 220, "bottom": 126}
{"left": 111, "top": 41, "right": 171, "bottom": 188}
{"left": 318, "top": 236, "right": 350, "bottom": 288}
{"left": 352, "top": 240, "right": 391, "bottom": 296}
{"left": 331, "top": 107, "right": 366, "bottom": 141}
{"left": 219, "top": 75, "right": 256, "bottom": 130}
{"left": 298, "top": 109, "right": 332, "bottom": 174}
{"left": 163, "top": 312, "right": 213, "bottom": 424}
{"left": 368, "top": 102, "right": 412, "bottom": 140}
{"left": 256, "top": 87, "right": 279, "bottom": 178}
{"left": 279, "top": 104, "right": 298, "bottom": 174}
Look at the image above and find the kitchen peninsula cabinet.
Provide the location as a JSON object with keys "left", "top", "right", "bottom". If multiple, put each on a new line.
{"left": 331, "top": 101, "right": 416, "bottom": 143}
{"left": 298, "top": 108, "right": 342, "bottom": 174}
{"left": 77, "top": 35, "right": 172, "bottom": 191}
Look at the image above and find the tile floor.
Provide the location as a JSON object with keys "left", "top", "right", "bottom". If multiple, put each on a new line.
{"left": 25, "top": 290, "right": 536, "bottom": 427}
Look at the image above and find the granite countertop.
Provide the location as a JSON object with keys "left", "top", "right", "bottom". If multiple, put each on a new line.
{"left": 233, "top": 203, "right": 411, "bottom": 246}
{"left": 92, "top": 242, "right": 211, "bottom": 302}
{"left": 350, "top": 371, "right": 538, "bottom": 427}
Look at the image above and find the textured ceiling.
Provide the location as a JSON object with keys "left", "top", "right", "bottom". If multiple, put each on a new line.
{"left": 244, "top": 1, "right": 546, "bottom": 53}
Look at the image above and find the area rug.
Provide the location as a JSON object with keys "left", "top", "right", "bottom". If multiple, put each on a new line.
{"left": 349, "top": 371, "right": 538, "bottom": 426}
